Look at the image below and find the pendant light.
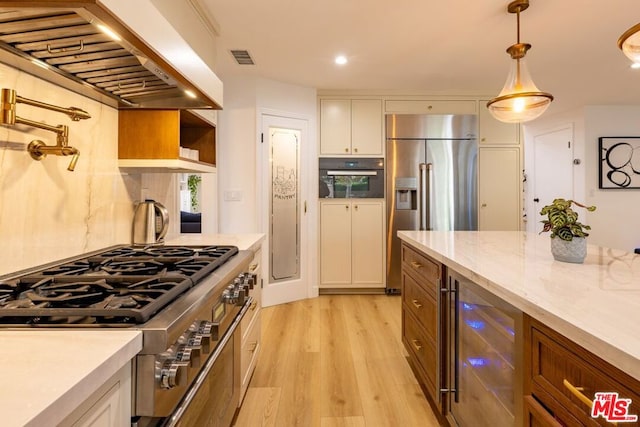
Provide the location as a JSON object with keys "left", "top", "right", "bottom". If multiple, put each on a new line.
{"left": 618, "top": 23, "right": 640, "bottom": 64}
{"left": 487, "top": 0, "right": 553, "bottom": 123}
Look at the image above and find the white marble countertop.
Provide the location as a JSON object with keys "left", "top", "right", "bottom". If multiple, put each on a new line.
{"left": 166, "top": 233, "right": 265, "bottom": 252}
{"left": 398, "top": 231, "right": 640, "bottom": 381}
{"left": 0, "top": 330, "right": 142, "bottom": 427}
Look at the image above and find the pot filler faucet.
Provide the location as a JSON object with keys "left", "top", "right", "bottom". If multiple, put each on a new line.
{"left": 0, "top": 88, "right": 91, "bottom": 171}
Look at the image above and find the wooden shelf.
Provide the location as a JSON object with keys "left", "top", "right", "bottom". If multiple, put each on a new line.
{"left": 118, "top": 109, "right": 216, "bottom": 173}
{"left": 117, "top": 158, "right": 216, "bottom": 173}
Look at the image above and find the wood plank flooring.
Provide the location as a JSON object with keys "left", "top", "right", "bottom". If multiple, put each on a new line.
{"left": 233, "top": 295, "right": 440, "bottom": 427}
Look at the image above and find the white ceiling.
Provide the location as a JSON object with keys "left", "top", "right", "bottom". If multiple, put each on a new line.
{"left": 201, "top": 0, "right": 640, "bottom": 116}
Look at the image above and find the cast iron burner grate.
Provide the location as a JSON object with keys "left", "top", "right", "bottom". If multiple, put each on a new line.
{"left": 0, "top": 245, "right": 239, "bottom": 325}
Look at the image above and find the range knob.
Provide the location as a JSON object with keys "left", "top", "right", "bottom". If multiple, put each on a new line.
{"left": 187, "top": 332, "right": 211, "bottom": 353}
{"left": 175, "top": 344, "right": 201, "bottom": 367}
{"left": 159, "top": 359, "right": 188, "bottom": 389}
{"left": 244, "top": 273, "right": 257, "bottom": 288}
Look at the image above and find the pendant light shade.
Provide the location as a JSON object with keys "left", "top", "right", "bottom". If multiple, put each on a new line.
{"left": 487, "top": 0, "right": 553, "bottom": 123}
{"left": 618, "top": 23, "right": 640, "bottom": 63}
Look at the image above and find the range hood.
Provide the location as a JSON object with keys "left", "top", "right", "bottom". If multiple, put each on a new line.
{"left": 0, "top": 1, "right": 223, "bottom": 109}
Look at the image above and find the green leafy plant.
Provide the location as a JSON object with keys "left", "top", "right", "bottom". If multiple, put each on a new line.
{"left": 539, "top": 198, "right": 596, "bottom": 241}
{"left": 187, "top": 174, "right": 202, "bottom": 210}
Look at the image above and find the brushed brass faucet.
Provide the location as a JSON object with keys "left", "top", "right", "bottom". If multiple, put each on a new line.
{"left": 0, "top": 88, "right": 91, "bottom": 171}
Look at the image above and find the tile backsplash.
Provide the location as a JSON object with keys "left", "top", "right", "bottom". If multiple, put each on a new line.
{"left": 0, "top": 63, "right": 141, "bottom": 275}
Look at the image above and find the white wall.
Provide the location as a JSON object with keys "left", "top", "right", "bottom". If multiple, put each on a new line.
{"left": 524, "top": 106, "right": 640, "bottom": 251}
{"left": 217, "top": 76, "right": 317, "bottom": 233}
{"left": 584, "top": 106, "right": 640, "bottom": 251}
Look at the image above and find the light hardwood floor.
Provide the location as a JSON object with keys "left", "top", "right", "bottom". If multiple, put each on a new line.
{"left": 233, "top": 295, "right": 440, "bottom": 427}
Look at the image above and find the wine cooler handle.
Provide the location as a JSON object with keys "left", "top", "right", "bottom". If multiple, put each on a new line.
{"left": 452, "top": 278, "right": 460, "bottom": 403}
{"left": 436, "top": 279, "right": 447, "bottom": 403}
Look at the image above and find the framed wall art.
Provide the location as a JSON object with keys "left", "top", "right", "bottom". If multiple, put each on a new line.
{"left": 598, "top": 136, "right": 640, "bottom": 189}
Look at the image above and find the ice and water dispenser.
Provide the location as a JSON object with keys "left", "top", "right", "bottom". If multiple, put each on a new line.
{"left": 395, "top": 177, "right": 418, "bottom": 210}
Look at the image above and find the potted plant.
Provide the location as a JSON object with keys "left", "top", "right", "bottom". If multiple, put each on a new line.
{"left": 539, "top": 198, "right": 596, "bottom": 263}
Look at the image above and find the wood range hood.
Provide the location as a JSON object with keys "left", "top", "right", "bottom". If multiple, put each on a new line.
{"left": 0, "top": 0, "right": 223, "bottom": 110}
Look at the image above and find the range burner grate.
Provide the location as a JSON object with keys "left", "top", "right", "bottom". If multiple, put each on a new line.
{"left": 0, "top": 245, "right": 239, "bottom": 325}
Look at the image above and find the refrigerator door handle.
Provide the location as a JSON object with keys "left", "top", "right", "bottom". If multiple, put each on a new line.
{"left": 419, "top": 163, "right": 432, "bottom": 230}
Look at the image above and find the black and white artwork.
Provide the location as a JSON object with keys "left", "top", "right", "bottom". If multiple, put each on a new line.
{"left": 598, "top": 137, "right": 640, "bottom": 189}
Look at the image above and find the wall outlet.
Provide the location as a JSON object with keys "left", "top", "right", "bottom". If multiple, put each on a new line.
{"left": 224, "top": 190, "right": 243, "bottom": 201}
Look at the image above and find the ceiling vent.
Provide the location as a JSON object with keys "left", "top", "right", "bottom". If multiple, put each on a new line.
{"left": 230, "top": 49, "right": 254, "bottom": 65}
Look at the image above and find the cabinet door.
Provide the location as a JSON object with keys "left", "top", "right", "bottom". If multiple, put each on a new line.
{"left": 478, "top": 100, "right": 520, "bottom": 145}
{"left": 320, "top": 99, "right": 351, "bottom": 155}
{"left": 351, "top": 99, "right": 383, "bottom": 155}
{"left": 384, "top": 100, "right": 477, "bottom": 115}
{"left": 479, "top": 147, "right": 521, "bottom": 231}
{"left": 351, "top": 200, "right": 384, "bottom": 286}
{"left": 320, "top": 201, "right": 352, "bottom": 285}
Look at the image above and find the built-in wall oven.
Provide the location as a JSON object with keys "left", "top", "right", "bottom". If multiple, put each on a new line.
{"left": 0, "top": 245, "right": 256, "bottom": 427}
{"left": 319, "top": 157, "right": 384, "bottom": 198}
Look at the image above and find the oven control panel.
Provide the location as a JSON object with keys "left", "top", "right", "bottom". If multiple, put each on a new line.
{"left": 156, "top": 273, "right": 256, "bottom": 391}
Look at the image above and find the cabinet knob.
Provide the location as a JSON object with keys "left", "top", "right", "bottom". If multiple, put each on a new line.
{"left": 345, "top": 148, "right": 349, "bottom": 153}
{"left": 346, "top": 205, "right": 349, "bottom": 210}
{"left": 427, "top": 105, "right": 433, "bottom": 110}
{"left": 533, "top": 198, "right": 539, "bottom": 203}
{"left": 410, "top": 261, "right": 422, "bottom": 269}
{"left": 354, "top": 205, "right": 358, "bottom": 211}
{"left": 481, "top": 137, "right": 486, "bottom": 142}
{"left": 481, "top": 203, "right": 487, "bottom": 208}
{"left": 354, "top": 147, "right": 358, "bottom": 153}
{"left": 411, "top": 339, "right": 423, "bottom": 351}
{"left": 412, "top": 299, "right": 423, "bottom": 309}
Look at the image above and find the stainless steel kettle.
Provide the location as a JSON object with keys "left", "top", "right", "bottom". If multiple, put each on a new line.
{"left": 132, "top": 200, "right": 169, "bottom": 246}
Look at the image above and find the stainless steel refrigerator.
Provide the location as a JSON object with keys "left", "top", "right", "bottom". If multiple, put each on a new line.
{"left": 386, "top": 114, "right": 478, "bottom": 292}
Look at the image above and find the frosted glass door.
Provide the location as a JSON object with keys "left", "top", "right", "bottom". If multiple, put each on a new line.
{"left": 270, "top": 127, "right": 300, "bottom": 281}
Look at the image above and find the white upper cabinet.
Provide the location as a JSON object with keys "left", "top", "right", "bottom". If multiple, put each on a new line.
{"left": 320, "top": 99, "right": 383, "bottom": 156}
{"left": 478, "top": 100, "right": 520, "bottom": 145}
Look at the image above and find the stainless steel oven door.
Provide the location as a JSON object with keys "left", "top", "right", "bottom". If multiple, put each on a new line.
{"left": 161, "top": 299, "right": 251, "bottom": 427}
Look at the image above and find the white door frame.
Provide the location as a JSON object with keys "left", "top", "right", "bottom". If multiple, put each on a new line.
{"left": 257, "top": 108, "right": 318, "bottom": 307}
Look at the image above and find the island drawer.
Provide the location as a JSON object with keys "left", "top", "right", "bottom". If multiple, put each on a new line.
{"left": 402, "top": 307, "right": 437, "bottom": 395}
{"left": 401, "top": 243, "right": 442, "bottom": 291}
{"left": 402, "top": 271, "right": 438, "bottom": 340}
{"left": 526, "top": 317, "right": 640, "bottom": 426}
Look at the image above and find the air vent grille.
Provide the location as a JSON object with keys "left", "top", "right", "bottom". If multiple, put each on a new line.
{"left": 230, "top": 49, "right": 254, "bottom": 65}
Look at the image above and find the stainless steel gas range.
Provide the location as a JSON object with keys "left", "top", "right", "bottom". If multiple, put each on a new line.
{"left": 0, "top": 245, "right": 255, "bottom": 427}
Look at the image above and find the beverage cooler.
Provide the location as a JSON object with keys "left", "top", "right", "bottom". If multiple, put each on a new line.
{"left": 444, "top": 270, "right": 523, "bottom": 426}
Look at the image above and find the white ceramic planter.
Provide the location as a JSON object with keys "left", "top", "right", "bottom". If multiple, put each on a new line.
{"left": 550, "top": 237, "right": 587, "bottom": 263}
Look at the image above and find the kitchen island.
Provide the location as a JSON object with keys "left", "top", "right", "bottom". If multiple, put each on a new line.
{"left": 399, "top": 230, "right": 640, "bottom": 380}
{"left": 399, "top": 230, "right": 640, "bottom": 426}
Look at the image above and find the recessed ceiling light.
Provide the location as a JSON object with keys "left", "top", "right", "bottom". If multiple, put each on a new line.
{"left": 184, "top": 89, "right": 197, "bottom": 98}
{"left": 335, "top": 55, "right": 348, "bottom": 65}
{"left": 631, "top": 62, "right": 640, "bottom": 69}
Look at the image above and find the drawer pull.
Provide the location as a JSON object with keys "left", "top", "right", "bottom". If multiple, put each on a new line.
{"left": 249, "top": 263, "right": 259, "bottom": 272}
{"left": 563, "top": 379, "right": 593, "bottom": 409}
{"left": 250, "top": 301, "right": 258, "bottom": 311}
{"left": 411, "top": 299, "right": 422, "bottom": 309}
{"left": 411, "top": 339, "right": 422, "bottom": 351}
{"left": 410, "top": 261, "right": 422, "bottom": 269}
{"left": 249, "top": 341, "right": 258, "bottom": 352}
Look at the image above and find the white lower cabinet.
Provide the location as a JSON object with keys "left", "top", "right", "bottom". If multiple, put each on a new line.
{"left": 479, "top": 147, "right": 522, "bottom": 231}
{"left": 320, "top": 200, "right": 385, "bottom": 289}
{"left": 239, "top": 248, "right": 262, "bottom": 404}
{"left": 60, "top": 363, "right": 132, "bottom": 427}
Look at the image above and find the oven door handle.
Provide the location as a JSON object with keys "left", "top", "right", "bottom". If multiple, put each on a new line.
{"left": 326, "top": 170, "right": 378, "bottom": 176}
{"left": 162, "top": 298, "right": 252, "bottom": 427}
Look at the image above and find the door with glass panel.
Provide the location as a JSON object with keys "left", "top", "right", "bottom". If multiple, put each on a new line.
{"left": 260, "top": 113, "right": 310, "bottom": 306}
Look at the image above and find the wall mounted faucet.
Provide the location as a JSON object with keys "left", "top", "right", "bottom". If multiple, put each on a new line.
{"left": 0, "top": 88, "right": 91, "bottom": 171}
